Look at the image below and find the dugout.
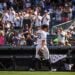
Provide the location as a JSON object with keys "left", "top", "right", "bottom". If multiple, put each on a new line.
{"left": 0, "top": 46, "right": 75, "bottom": 71}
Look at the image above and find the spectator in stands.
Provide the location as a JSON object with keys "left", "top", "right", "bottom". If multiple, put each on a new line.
{"left": 26, "top": 34, "right": 34, "bottom": 46}
{"left": 19, "top": 37, "right": 26, "bottom": 46}
{"left": 62, "top": 6, "right": 70, "bottom": 22}
{"left": 34, "top": 0, "right": 40, "bottom": 6}
{"left": 14, "top": 12, "right": 22, "bottom": 29}
{"left": 12, "top": 31, "right": 19, "bottom": 46}
{"left": 5, "top": 21, "right": 12, "bottom": 32}
{"left": 0, "top": 0, "right": 73, "bottom": 47}
{"left": 66, "top": 31, "right": 72, "bottom": 40}
{"left": 65, "top": 40, "right": 71, "bottom": 46}
{"left": 68, "top": 6, "right": 72, "bottom": 20}
{"left": 2, "top": 10, "right": 9, "bottom": 24}
{"left": 18, "top": 12, "right": 24, "bottom": 28}
{"left": 24, "top": 0, "right": 32, "bottom": 8}
{"left": 72, "top": 3, "right": 75, "bottom": 19}
{"left": 69, "top": 26, "right": 75, "bottom": 35}
{"left": 18, "top": 32, "right": 26, "bottom": 46}
{"left": 57, "top": 28, "right": 66, "bottom": 46}
{"left": 23, "top": 8, "right": 32, "bottom": 28}
{"left": 0, "top": 20, "right": 4, "bottom": 30}
{"left": 7, "top": 8, "right": 15, "bottom": 24}
{"left": 0, "top": 2, "right": 3, "bottom": 11}
{"left": 55, "top": 7, "right": 62, "bottom": 24}
{"left": 44, "top": 0, "right": 51, "bottom": 11}
{"left": 50, "top": 39, "right": 54, "bottom": 46}
{"left": 33, "top": 12, "right": 42, "bottom": 30}
{"left": 23, "top": 24, "right": 31, "bottom": 38}
{"left": 53, "top": 38, "right": 59, "bottom": 46}
{"left": 5, "top": 30, "right": 14, "bottom": 45}
{"left": 42, "top": 10, "right": 50, "bottom": 27}
{"left": 6, "top": 0, "right": 15, "bottom": 9}
{"left": 2, "top": 7, "right": 15, "bottom": 27}
{"left": 15, "top": 0, "right": 23, "bottom": 11}
{"left": 0, "top": 31, "right": 5, "bottom": 45}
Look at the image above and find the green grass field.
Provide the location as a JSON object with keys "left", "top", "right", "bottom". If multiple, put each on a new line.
{"left": 0, "top": 71, "right": 75, "bottom": 75}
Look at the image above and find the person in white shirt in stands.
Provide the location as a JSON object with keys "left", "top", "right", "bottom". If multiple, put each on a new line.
{"left": 7, "top": 8, "right": 15, "bottom": 24}
{"left": 2, "top": 10, "right": 9, "bottom": 24}
{"left": 57, "top": 28, "right": 66, "bottom": 46}
{"left": 42, "top": 10, "right": 50, "bottom": 27}
{"left": 33, "top": 12, "right": 42, "bottom": 30}
{"left": 55, "top": 7, "right": 62, "bottom": 24}
{"left": 68, "top": 6, "right": 72, "bottom": 20}
{"left": 35, "top": 25, "right": 51, "bottom": 70}
{"left": 2, "top": 8, "right": 15, "bottom": 25}
{"left": 14, "top": 13, "right": 21, "bottom": 29}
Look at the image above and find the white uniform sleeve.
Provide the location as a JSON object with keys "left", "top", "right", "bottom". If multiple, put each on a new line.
{"left": 41, "top": 32, "right": 46, "bottom": 41}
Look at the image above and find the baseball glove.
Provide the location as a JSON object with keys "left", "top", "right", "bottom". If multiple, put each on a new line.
{"left": 38, "top": 48, "right": 44, "bottom": 59}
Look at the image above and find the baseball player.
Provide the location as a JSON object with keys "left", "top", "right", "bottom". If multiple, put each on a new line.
{"left": 35, "top": 24, "right": 51, "bottom": 70}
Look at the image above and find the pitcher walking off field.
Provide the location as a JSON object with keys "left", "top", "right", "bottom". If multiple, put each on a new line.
{"left": 35, "top": 25, "right": 51, "bottom": 70}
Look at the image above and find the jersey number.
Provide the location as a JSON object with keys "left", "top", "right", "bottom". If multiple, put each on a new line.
{"left": 37, "top": 33, "right": 41, "bottom": 39}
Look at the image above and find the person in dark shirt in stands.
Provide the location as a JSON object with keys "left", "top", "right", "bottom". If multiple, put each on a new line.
{"left": 0, "top": 20, "right": 3, "bottom": 30}
{"left": 23, "top": 24, "right": 30, "bottom": 38}
{"left": 26, "top": 33, "right": 34, "bottom": 46}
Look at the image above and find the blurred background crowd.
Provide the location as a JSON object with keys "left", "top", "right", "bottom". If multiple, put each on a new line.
{"left": 0, "top": 0, "right": 74, "bottom": 47}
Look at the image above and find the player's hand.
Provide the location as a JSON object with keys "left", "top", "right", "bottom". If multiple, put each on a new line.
{"left": 38, "top": 48, "right": 44, "bottom": 59}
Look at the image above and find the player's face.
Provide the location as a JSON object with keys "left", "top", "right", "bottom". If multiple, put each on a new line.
{"left": 45, "top": 27, "right": 48, "bottom": 32}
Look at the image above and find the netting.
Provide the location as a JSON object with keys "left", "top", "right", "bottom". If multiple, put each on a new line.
{"left": 51, "top": 20, "right": 74, "bottom": 33}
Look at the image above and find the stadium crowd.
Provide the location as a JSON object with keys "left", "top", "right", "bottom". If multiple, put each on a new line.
{"left": 0, "top": 0, "right": 74, "bottom": 47}
{"left": 0, "top": 0, "right": 75, "bottom": 71}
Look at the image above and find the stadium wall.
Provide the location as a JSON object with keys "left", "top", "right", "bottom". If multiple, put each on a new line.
{"left": 0, "top": 46, "right": 75, "bottom": 71}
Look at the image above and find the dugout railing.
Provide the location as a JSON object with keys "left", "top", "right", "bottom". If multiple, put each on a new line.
{"left": 0, "top": 46, "right": 75, "bottom": 71}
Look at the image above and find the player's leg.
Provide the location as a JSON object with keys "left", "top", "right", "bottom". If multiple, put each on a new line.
{"left": 43, "top": 46, "right": 51, "bottom": 70}
{"left": 34, "top": 46, "right": 42, "bottom": 70}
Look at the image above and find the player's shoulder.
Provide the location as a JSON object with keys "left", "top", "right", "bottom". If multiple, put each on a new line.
{"left": 37, "top": 30, "right": 47, "bottom": 34}
{"left": 41, "top": 31, "right": 48, "bottom": 36}
{"left": 42, "top": 30, "right": 47, "bottom": 33}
